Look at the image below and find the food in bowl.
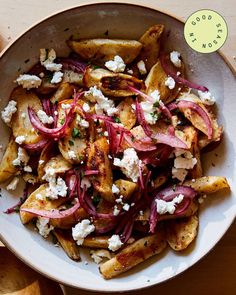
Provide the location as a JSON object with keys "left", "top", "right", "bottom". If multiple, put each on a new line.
{"left": 0, "top": 24, "right": 230, "bottom": 279}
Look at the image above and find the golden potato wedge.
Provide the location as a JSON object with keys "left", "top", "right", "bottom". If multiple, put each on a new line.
{"left": 20, "top": 184, "right": 65, "bottom": 224}
{"left": 83, "top": 236, "right": 109, "bottom": 249}
{"left": 37, "top": 142, "right": 56, "bottom": 180}
{"left": 145, "top": 58, "right": 184, "bottom": 104}
{"left": 22, "top": 173, "right": 38, "bottom": 185}
{"left": 83, "top": 68, "right": 144, "bottom": 97}
{"left": 184, "top": 176, "right": 230, "bottom": 194}
{"left": 114, "top": 179, "right": 138, "bottom": 200}
{"left": 62, "top": 70, "right": 84, "bottom": 86}
{"left": 53, "top": 229, "right": 80, "bottom": 261}
{"left": 100, "top": 232, "right": 167, "bottom": 279}
{"left": 36, "top": 75, "right": 59, "bottom": 95}
{"left": 57, "top": 100, "right": 88, "bottom": 164}
{"left": 43, "top": 155, "right": 72, "bottom": 175}
{"left": 0, "top": 137, "right": 19, "bottom": 183}
{"left": 67, "top": 39, "right": 142, "bottom": 64}
{"left": 11, "top": 87, "right": 43, "bottom": 144}
{"left": 165, "top": 215, "right": 199, "bottom": 251}
{"left": 50, "top": 82, "right": 74, "bottom": 104}
{"left": 87, "top": 137, "right": 113, "bottom": 201}
{"left": 117, "top": 97, "right": 136, "bottom": 130}
{"left": 189, "top": 130, "right": 202, "bottom": 179}
{"left": 138, "top": 24, "right": 164, "bottom": 72}
{"left": 198, "top": 118, "right": 223, "bottom": 150}
{"left": 50, "top": 208, "right": 88, "bottom": 229}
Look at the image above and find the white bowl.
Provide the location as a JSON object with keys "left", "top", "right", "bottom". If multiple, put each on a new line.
{"left": 0, "top": 3, "right": 236, "bottom": 292}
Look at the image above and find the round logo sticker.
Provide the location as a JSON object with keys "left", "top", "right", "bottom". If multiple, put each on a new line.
{"left": 184, "top": 9, "right": 228, "bottom": 53}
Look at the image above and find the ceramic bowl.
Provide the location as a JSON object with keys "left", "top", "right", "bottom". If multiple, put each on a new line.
{"left": 0, "top": 2, "right": 235, "bottom": 292}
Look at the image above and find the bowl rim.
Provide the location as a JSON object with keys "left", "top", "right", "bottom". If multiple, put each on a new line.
{"left": 0, "top": 1, "right": 235, "bottom": 292}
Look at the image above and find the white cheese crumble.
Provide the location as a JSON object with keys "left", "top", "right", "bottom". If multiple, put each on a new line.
{"left": 24, "top": 165, "right": 32, "bottom": 172}
{"left": 61, "top": 103, "right": 71, "bottom": 110}
{"left": 39, "top": 160, "right": 45, "bottom": 165}
{"left": 15, "top": 135, "right": 25, "bottom": 145}
{"left": 108, "top": 234, "right": 123, "bottom": 252}
{"left": 116, "top": 195, "right": 123, "bottom": 204}
{"left": 21, "top": 112, "right": 26, "bottom": 118}
{"left": 105, "top": 55, "right": 126, "bottom": 73}
{"left": 36, "top": 217, "right": 54, "bottom": 238}
{"left": 85, "top": 86, "right": 118, "bottom": 117}
{"left": 72, "top": 219, "right": 95, "bottom": 245}
{"left": 123, "top": 203, "right": 130, "bottom": 211}
{"left": 172, "top": 167, "right": 188, "bottom": 183}
{"left": 127, "top": 69, "right": 134, "bottom": 75}
{"left": 90, "top": 250, "right": 111, "bottom": 264}
{"left": 81, "top": 177, "right": 91, "bottom": 189}
{"left": 16, "top": 74, "right": 42, "bottom": 89}
{"left": 12, "top": 147, "right": 29, "bottom": 166}
{"left": 68, "top": 150, "right": 77, "bottom": 160}
{"left": 1, "top": 100, "right": 17, "bottom": 124}
{"left": 170, "top": 51, "right": 182, "bottom": 68}
{"left": 36, "top": 193, "right": 44, "bottom": 200}
{"left": 137, "top": 60, "right": 147, "bottom": 75}
{"left": 113, "top": 148, "right": 141, "bottom": 182}
{"left": 156, "top": 194, "right": 184, "bottom": 215}
{"left": 113, "top": 205, "right": 120, "bottom": 216}
{"left": 51, "top": 71, "right": 63, "bottom": 84}
{"left": 112, "top": 184, "right": 120, "bottom": 194}
{"left": 40, "top": 48, "right": 62, "bottom": 72}
{"left": 140, "top": 90, "right": 161, "bottom": 125}
{"left": 198, "top": 90, "right": 216, "bottom": 105}
{"left": 47, "top": 177, "right": 67, "bottom": 199}
{"left": 37, "top": 110, "right": 54, "bottom": 124}
{"left": 79, "top": 119, "right": 89, "bottom": 128}
{"left": 6, "top": 177, "right": 19, "bottom": 191}
{"left": 82, "top": 103, "right": 90, "bottom": 112}
{"left": 165, "top": 76, "right": 176, "bottom": 89}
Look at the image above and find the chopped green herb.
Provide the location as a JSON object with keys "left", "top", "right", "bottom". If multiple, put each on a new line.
{"left": 153, "top": 101, "right": 160, "bottom": 108}
{"left": 114, "top": 117, "right": 121, "bottom": 123}
{"left": 131, "top": 136, "right": 135, "bottom": 142}
{"left": 72, "top": 127, "right": 81, "bottom": 138}
{"left": 81, "top": 171, "right": 85, "bottom": 178}
{"left": 44, "top": 72, "right": 54, "bottom": 83}
{"left": 92, "top": 195, "right": 101, "bottom": 206}
{"left": 60, "top": 118, "right": 65, "bottom": 125}
{"left": 79, "top": 155, "right": 84, "bottom": 161}
{"left": 93, "top": 65, "right": 101, "bottom": 70}
{"left": 69, "top": 140, "right": 74, "bottom": 146}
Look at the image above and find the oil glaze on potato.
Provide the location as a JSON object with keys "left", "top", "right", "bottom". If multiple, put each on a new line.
{"left": 117, "top": 97, "right": 136, "bottom": 130}
{"left": 43, "top": 155, "right": 72, "bottom": 175}
{"left": 67, "top": 38, "right": 142, "bottom": 64}
{"left": 50, "top": 82, "right": 74, "bottom": 104}
{"left": 11, "top": 87, "right": 43, "bottom": 144}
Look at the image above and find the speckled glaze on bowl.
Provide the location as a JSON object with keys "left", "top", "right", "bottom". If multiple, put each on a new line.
{"left": 0, "top": 2, "right": 236, "bottom": 292}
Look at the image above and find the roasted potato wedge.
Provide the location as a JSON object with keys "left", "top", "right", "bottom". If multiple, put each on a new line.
{"left": 0, "top": 137, "right": 19, "bottom": 183}
{"left": 184, "top": 176, "right": 230, "bottom": 194}
{"left": 117, "top": 97, "right": 136, "bottom": 130}
{"left": 166, "top": 215, "right": 199, "bottom": 251}
{"left": 11, "top": 87, "right": 43, "bottom": 144}
{"left": 37, "top": 142, "right": 56, "bottom": 179}
{"left": 138, "top": 24, "right": 164, "bottom": 72}
{"left": 43, "top": 155, "right": 72, "bottom": 175}
{"left": 68, "top": 39, "right": 142, "bottom": 64}
{"left": 83, "top": 236, "right": 109, "bottom": 249}
{"left": 50, "top": 82, "right": 74, "bottom": 104}
{"left": 114, "top": 179, "right": 138, "bottom": 200}
{"left": 84, "top": 68, "right": 144, "bottom": 97}
{"left": 36, "top": 75, "right": 59, "bottom": 95}
{"left": 53, "top": 229, "right": 81, "bottom": 261}
{"left": 50, "top": 208, "right": 88, "bottom": 229}
{"left": 87, "top": 137, "right": 113, "bottom": 201}
{"left": 100, "top": 232, "right": 167, "bottom": 279}
{"left": 20, "top": 184, "right": 64, "bottom": 224}
{"left": 62, "top": 70, "right": 84, "bottom": 86}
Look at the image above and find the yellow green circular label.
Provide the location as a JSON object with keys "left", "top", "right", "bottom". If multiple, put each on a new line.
{"left": 184, "top": 9, "right": 228, "bottom": 53}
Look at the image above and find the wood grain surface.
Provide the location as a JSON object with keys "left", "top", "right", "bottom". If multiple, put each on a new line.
{"left": 0, "top": 1, "right": 235, "bottom": 295}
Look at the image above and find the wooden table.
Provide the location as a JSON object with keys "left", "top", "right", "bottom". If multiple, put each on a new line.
{"left": 0, "top": 1, "right": 235, "bottom": 294}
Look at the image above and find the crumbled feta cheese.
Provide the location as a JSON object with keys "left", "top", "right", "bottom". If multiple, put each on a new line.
{"left": 15, "top": 135, "right": 26, "bottom": 145}
{"left": 174, "top": 156, "right": 197, "bottom": 169}
{"left": 123, "top": 203, "right": 130, "bottom": 211}
{"left": 172, "top": 167, "right": 188, "bottom": 182}
{"left": 104, "top": 131, "right": 108, "bottom": 137}
{"left": 85, "top": 86, "right": 118, "bottom": 116}
{"left": 68, "top": 150, "right": 77, "bottom": 160}
{"left": 40, "top": 48, "right": 62, "bottom": 72}
{"left": 177, "top": 71, "right": 181, "bottom": 76}
{"left": 36, "top": 217, "right": 54, "bottom": 238}
{"left": 24, "top": 165, "right": 32, "bottom": 172}
{"left": 113, "top": 205, "right": 120, "bottom": 216}
{"left": 36, "top": 193, "right": 44, "bottom": 200}
{"left": 108, "top": 234, "right": 123, "bottom": 252}
{"left": 112, "top": 184, "right": 120, "bottom": 194}
{"left": 139, "top": 210, "right": 144, "bottom": 216}
{"left": 80, "top": 177, "right": 91, "bottom": 189}
{"left": 79, "top": 119, "right": 89, "bottom": 128}
{"left": 137, "top": 60, "right": 147, "bottom": 75}
{"left": 39, "top": 160, "right": 45, "bottom": 165}
{"left": 72, "top": 219, "right": 95, "bottom": 245}
{"left": 1, "top": 100, "right": 17, "bottom": 124}
{"left": 165, "top": 76, "right": 176, "bottom": 89}
{"left": 127, "top": 69, "right": 134, "bottom": 74}
{"left": 90, "top": 249, "right": 111, "bottom": 264}
{"left": 198, "top": 90, "right": 216, "bottom": 105}
{"left": 156, "top": 194, "right": 184, "bottom": 215}
{"left": 192, "top": 178, "right": 196, "bottom": 183}
{"left": 108, "top": 155, "right": 112, "bottom": 159}
{"left": 6, "top": 177, "right": 19, "bottom": 191}
{"left": 170, "top": 51, "right": 181, "bottom": 68}
{"left": 140, "top": 90, "right": 161, "bottom": 125}
{"left": 114, "top": 148, "right": 141, "bottom": 182}
{"left": 37, "top": 110, "right": 54, "bottom": 124}
{"left": 21, "top": 112, "right": 26, "bottom": 119}
{"left": 54, "top": 111, "right": 58, "bottom": 116}
{"left": 39, "top": 72, "right": 45, "bottom": 78}
{"left": 150, "top": 90, "right": 161, "bottom": 102}
{"left": 116, "top": 195, "right": 123, "bottom": 204}
{"left": 16, "top": 74, "right": 42, "bottom": 89}
{"left": 82, "top": 103, "right": 90, "bottom": 112}
{"left": 51, "top": 71, "right": 63, "bottom": 84}
{"left": 105, "top": 55, "right": 126, "bottom": 73}
{"left": 61, "top": 103, "right": 71, "bottom": 110}
{"left": 12, "top": 147, "right": 29, "bottom": 166}
{"left": 47, "top": 177, "right": 68, "bottom": 199}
